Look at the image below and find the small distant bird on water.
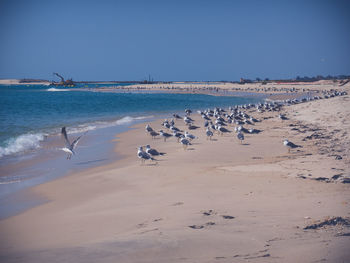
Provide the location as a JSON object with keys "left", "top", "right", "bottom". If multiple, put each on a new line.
{"left": 283, "top": 139, "right": 301, "bottom": 153}
{"left": 61, "top": 127, "right": 87, "bottom": 160}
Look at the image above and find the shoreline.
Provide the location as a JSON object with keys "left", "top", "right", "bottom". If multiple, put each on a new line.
{"left": 1, "top": 83, "right": 350, "bottom": 262}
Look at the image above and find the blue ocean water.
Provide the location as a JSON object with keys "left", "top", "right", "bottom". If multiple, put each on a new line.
{"left": 0, "top": 84, "right": 263, "bottom": 158}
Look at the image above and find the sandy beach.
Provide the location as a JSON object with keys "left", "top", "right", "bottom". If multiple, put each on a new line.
{"left": 1, "top": 83, "right": 350, "bottom": 262}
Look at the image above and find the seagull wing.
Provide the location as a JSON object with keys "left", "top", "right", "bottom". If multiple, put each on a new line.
{"left": 61, "top": 127, "right": 71, "bottom": 148}
{"left": 71, "top": 131, "right": 87, "bottom": 150}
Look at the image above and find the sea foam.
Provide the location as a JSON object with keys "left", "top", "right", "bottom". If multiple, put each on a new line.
{"left": 67, "top": 116, "right": 152, "bottom": 134}
{"left": 0, "top": 133, "right": 46, "bottom": 158}
{"left": 47, "top": 88, "right": 70, "bottom": 92}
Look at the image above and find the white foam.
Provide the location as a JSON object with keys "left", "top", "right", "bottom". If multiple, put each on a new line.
{"left": 0, "top": 133, "right": 46, "bottom": 158}
{"left": 68, "top": 116, "right": 152, "bottom": 134}
{"left": 47, "top": 88, "right": 70, "bottom": 92}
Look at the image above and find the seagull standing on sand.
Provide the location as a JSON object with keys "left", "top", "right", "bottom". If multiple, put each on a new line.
{"left": 148, "top": 130, "right": 159, "bottom": 139}
{"left": 217, "top": 125, "right": 231, "bottom": 136}
{"left": 206, "top": 127, "right": 213, "bottom": 140}
{"left": 185, "top": 131, "right": 197, "bottom": 141}
{"left": 145, "top": 145, "right": 165, "bottom": 156}
{"left": 145, "top": 124, "right": 153, "bottom": 133}
{"left": 61, "top": 127, "right": 87, "bottom": 160}
{"left": 159, "top": 130, "right": 172, "bottom": 142}
{"left": 283, "top": 139, "right": 301, "bottom": 153}
{"left": 180, "top": 135, "right": 191, "bottom": 150}
{"left": 279, "top": 114, "right": 288, "bottom": 120}
{"left": 137, "top": 146, "right": 156, "bottom": 164}
{"left": 237, "top": 132, "right": 244, "bottom": 144}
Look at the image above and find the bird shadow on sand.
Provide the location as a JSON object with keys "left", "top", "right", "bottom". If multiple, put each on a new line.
{"left": 186, "top": 147, "right": 196, "bottom": 151}
{"left": 75, "top": 158, "right": 108, "bottom": 165}
{"left": 141, "top": 162, "right": 158, "bottom": 166}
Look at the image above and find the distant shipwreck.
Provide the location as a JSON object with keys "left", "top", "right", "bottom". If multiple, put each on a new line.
{"left": 50, "top": 72, "right": 75, "bottom": 87}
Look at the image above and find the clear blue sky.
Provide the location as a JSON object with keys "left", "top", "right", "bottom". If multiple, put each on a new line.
{"left": 0, "top": 0, "right": 349, "bottom": 81}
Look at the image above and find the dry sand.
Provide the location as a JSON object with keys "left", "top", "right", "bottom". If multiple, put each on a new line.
{"left": 0, "top": 84, "right": 349, "bottom": 263}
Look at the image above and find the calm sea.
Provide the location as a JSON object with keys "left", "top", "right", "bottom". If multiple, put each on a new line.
{"left": 0, "top": 84, "right": 263, "bottom": 158}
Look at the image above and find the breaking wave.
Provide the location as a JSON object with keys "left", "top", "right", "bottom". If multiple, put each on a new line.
{"left": 0, "top": 133, "right": 46, "bottom": 158}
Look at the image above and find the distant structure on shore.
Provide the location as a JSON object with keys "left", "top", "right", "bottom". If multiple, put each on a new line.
{"left": 50, "top": 72, "right": 75, "bottom": 87}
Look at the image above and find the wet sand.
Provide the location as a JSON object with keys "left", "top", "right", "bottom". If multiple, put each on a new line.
{"left": 0, "top": 83, "right": 349, "bottom": 262}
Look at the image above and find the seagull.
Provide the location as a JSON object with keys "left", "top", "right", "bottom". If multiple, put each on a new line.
{"left": 148, "top": 130, "right": 159, "bottom": 139}
{"left": 206, "top": 127, "right": 213, "bottom": 140}
{"left": 184, "top": 116, "right": 193, "bottom": 125}
{"left": 283, "top": 139, "right": 301, "bottom": 153}
{"left": 145, "top": 145, "right": 165, "bottom": 156}
{"left": 170, "top": 125, "right": 181, "bottom": 132}
{"left": 145, "top": 124, "right": 153, "bottom": 133}
{"left": 237, "top": 132, "right": 244, "bottom": 144}
{"left": 162, "top": 120, "right": 170, "bottom": 129}
{"left": 180, "top": 135, "right": 191, "bottom": 150}
{"left": 61, "top": 127, "right": 87, "bottom": 160}
{"left": 172, "top": 131, "right": 183, "bottom": 142}
{"left": 217, "top": 125, "right": 231, "bottom": 135}
{"left": 173, "top": 113, "right": 182, "bottom": 119}
{"left": 159, "top": 130, "right": 172, "bottom": 142}
{"left": 185, "top": 109, "right": 192, "bottom": 115}
{"left": 185, "top": 131, "right": 197, "bottom": 141}
{"left": 187, "top": 124, "right": 200, "bottom": 130}
{"left": 248, "top": 128, "right": 262, "bottom": 134}
{"left": 137, "top": 146, "right": 155, "bottom": 164}
{"left": 279, "top": 114, "right": 288, "bottom": 120}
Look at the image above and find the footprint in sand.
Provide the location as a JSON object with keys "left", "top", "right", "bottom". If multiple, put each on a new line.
{"left": 188, "top": 222, "right": 216, "bottom": 229}
{"left": 202, "top": 209, "right": 216, "bottom": 216}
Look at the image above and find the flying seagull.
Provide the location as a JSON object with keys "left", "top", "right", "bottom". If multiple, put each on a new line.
{"left": 61, "top": 127, "right": 87, "bottom": 159}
